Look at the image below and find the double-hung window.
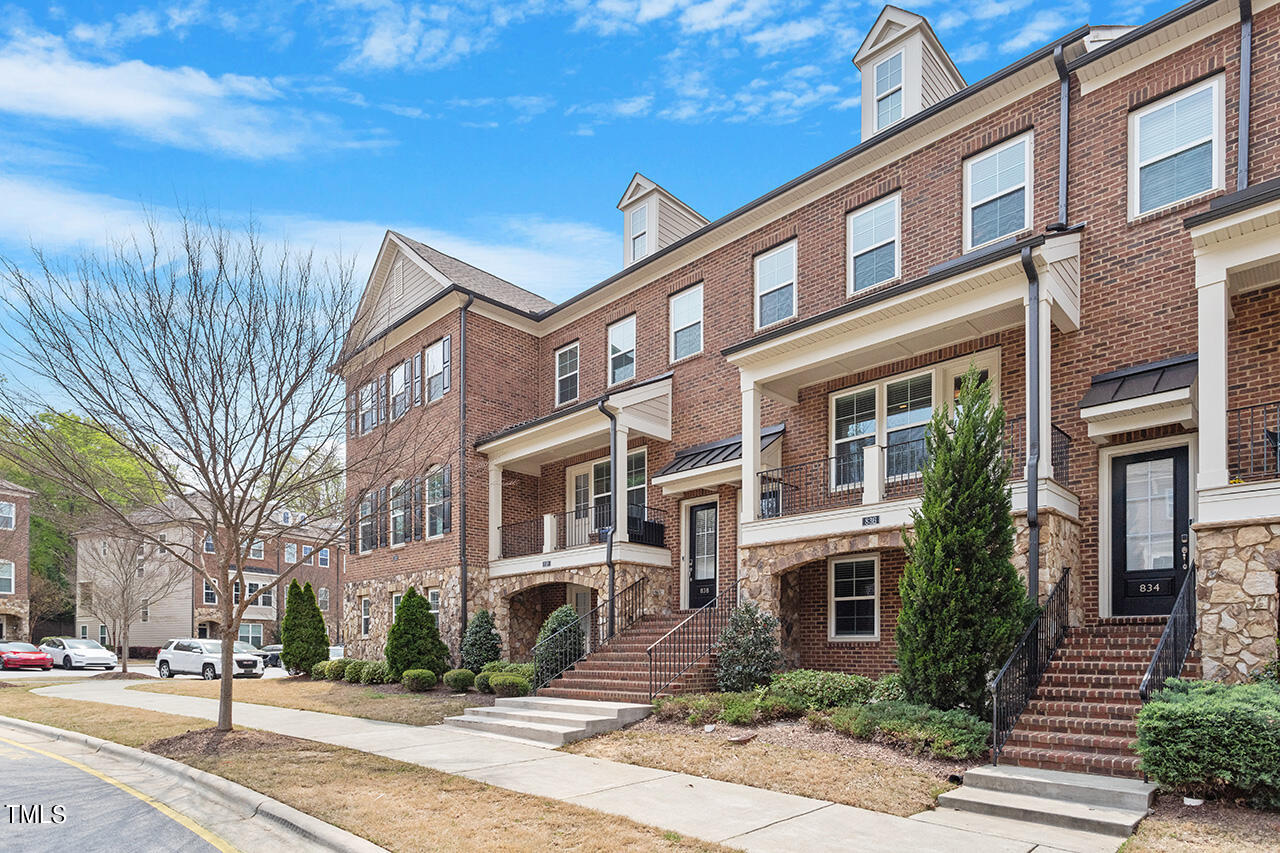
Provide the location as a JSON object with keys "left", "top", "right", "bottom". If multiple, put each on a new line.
{"left": 754, "top": 241, "right": 797, "bottom": 329}
{"left": 630, "top": 204, "right": 648, "bottom": 261}
{"left": 389, "top": 480, "right": 409, "bottom": 546}
{"left": 426, "top": 468, "right": 448, "bottom": 538}
{"left": 965, "top": 133, "right": 1032, "bottom": 250}
{"left": 391, "top": 592, "right": 403, "bottom": 617}
{"left": 247, "top": 581, "right": 260, "bottom": 605}
{"left": 238, "top": 622, "right": 263, "bottom": 647}
{"left": 848, "top": 195, "right": 899, "bottom": 293}
{"left": 318, "top": 548, "right": 330, "bottom": 567}
{"left": 1131, "top": 77, "right": 1222, "bottom": 216}
{"left": 625, "top": 449, "right": 647, "bottom": 520}
{"left": 555, "top": 342, "right": 579, "bottom": 405}
{"left": 250, "top": 540, "right": 264, "bottom": 561}
{"left": 428, "top": 588, "right": 441, "bottom": 618}
{"left": 359, "top": 381, "right": 377, "bottom": 433}
{"left": 233, "top": 581, "right": 241, "bottom": 605}
{"left": 884, "top": 374, "right": 933, "bottom": 479}
{"left": 607, "top": 316, "right": 636, "bottom": 386}
{"left": 203, "top": 533, "right": 215, "bottom": 553}
{"left": 359, "top": 495, "right": 376, "bottom": 553}
{"left": 203, "top": 580, "right": 217, "bottom": 605}
{"left": 0, "top": 560, "right": 13, "bottom": 594}
{"left": 317, "top": 587, "right": 330, "bottom": 611}
{"left": 829, "top": 372, "right": 934, "bottom": 489}
{"left": 389, "top": 359, "right": 411, "bottom": 419}
{"left": 285, "top": 543, "right": 297, "bottom": 563}
{"left": 425, "top": 337, "right": 451, "bottom": 402}
{"left": 0, "top": 501, "right": 14, "bottom": 530}
{"left": 832, "top": 388, "right": 876, "bottom": 488}
{"left": 141, "top": 599, "right": 149, "bottom": 622}
{"left": 830, "top": 556, "right": 878, "bottom": 640}
{"left": 302, "top": 545, "right": 313, "bottom": 564}
{"left": 874, "top": 52, "right": 903, "bottom": 130}
{"left": 360, "top": 598, "right": 371, "bottom": 636}
{"left": 669, "top": 284, "right": 703, "bottom": 362}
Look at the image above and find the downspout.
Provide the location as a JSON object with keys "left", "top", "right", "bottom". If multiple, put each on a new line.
{"left": 1238, "top": 0, "right": 1253, "bottom": 191}
{"left": 1021, "top": 247, "right": 1041, "bottom": 602}
{"left": 597, "top": 399, "right": 617, "bottom": 637}
{"left": 1051, "top": 45, "right": 1070, "bottom": 229}
{"left": 458, "top": 293, "right": 474, "bottom": 639}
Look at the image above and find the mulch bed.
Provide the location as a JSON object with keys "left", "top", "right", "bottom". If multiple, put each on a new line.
{"left": 91, "top": 671, "right": 156, "bottom": 680}
{"left": 146, "top": 727, "right": 315, "bottom": 759}
{"left": 1149, "top": 793, "right": 1280, "bottom": 833}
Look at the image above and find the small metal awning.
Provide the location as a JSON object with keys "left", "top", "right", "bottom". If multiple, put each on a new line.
{"left": 1078, "top": 354, "right": 1197, "bottom": 443}
{"left": 653, "top": 424, "right": 784, "bottom": 494}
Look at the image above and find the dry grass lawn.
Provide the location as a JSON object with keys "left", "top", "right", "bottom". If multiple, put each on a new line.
{"left": 566, "top": 719, "right": 957, "bottom": 816}
{"left": 1123, "top": 796, "right": 1280, "bottom": 853}
{"left": 0, "top": 683, "right": 731, "bottom": 852}
{"left": 135, "top": 676, "right": 489, "bottom": 726}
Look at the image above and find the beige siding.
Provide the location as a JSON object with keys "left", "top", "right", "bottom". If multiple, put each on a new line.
{"left": 657, "top": 198, "right": 704, "bottom": 249}
{"left": 73, "top": 534, "right": 194, "bottom": 650}
{"left": 920, "top": 49, "right": 958, "bottom": 109}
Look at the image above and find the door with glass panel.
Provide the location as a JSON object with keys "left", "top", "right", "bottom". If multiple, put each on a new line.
{"left": 687, "top": 502, "right": 718, "bottom": 609}
{"left": 1110, "top": 447, "right": 1189, "bottom": 616}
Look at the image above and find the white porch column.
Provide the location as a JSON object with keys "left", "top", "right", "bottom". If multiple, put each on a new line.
{"left": 614, "top": 424, "right": 631, "bottom": 543}
{"left": 542, "top": 514, "right": 557, "bottom": 553}
{"left": 1038, "top": 296, "right": 1054, "bottom": 480}
{"left": 741, "top": 378, "right": 762, "bottom": 524}
{"left": 1198, "top": 279, "right": 1230, "bottom": 488}
{"left": 862, "top": 443, "right": 883, "bottom": 505}
{"left": 488, "top": 463, "right": 503, "bottom": 559}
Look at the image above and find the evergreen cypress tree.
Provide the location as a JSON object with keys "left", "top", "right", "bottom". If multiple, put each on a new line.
{"left": 298, "top": 582, "right": 329, "bottom": 672}
{"left": 895, "top": 365, "right": 1033, "bottom": 711}
{"left": 282, "top": 580, "right": 329, "bottom": 675}
{"left": 460, "top": 608, "right": 502, "bottom": 672}
{"left": 385, "top": 587, "right": 449, "bottom": 679}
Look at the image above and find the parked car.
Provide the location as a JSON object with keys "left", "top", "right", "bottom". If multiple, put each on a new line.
{"left": 257, "top": 644, "right": 282, "bottom": 667}
{"left": 0, "top": 642, "right": 53, "bottom": 671}
{"left": 155, "top": 639, "right": 264, "bottom": 679}
{"left": 328, "top": 645, "right": 344, "bottom": 660}
{"left": 39, "top": 637, "right": 118, "bottom": 670}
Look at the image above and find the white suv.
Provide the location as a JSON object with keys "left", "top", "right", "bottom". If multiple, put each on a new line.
{"left": 156, "top": 639, "right": 264, "bottom": 679}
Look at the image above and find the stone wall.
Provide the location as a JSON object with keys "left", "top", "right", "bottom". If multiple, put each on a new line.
{"left": 738, "top": 528, "right": 908, "bottom": 615}
{"left": 1014, "top": 509, "right": 1084, "bottom": 625}
{"left": 0, "top": 597, "right": 29, "bottom": 641}
{"left": 343, "top": 566, "right": 462, "bottom": 662}
{"left": 1195, "top": 521, "right": 1280, "bottom": 682}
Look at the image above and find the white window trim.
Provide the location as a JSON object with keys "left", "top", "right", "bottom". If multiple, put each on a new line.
{"left": 753, "top": 240, "right": 798, "bottom": 330}
{"left": 249, "top": 540, "right": 264, "bottom": 561}
{"left": 828, "top": 553, "right": 880, "bottom": 641}
{"left": 359, "top": 496, "right": 375, "bottom": 554}
{"left": 317, "top": 587, "right": 330, "bottom": 611}
{"left": 873, "top": 51, "right": 903, "bottom": 131}
{"left": 1128, "top": 76, "right": 1225, "bottom": 220}
{"left": 425, "top": 467, "right": 447, "bottom": 540}
{"left": 203, "top": 533, "right": 215, "bottom": 554}
{"left": 391, "top": 592, "right": 403, "bottom": 618}
{"left": 317, "top": 548, "right": 330, "bottom": 568}
{"left": 846, "top": 193, "right": 901, "bottom": 296}
{"left": 360, "top": 597, "right": 371, "bottom": 637}
{"left": 427, "top": 587, "right": 441, "bottom": 617}
{"left": 0, "top": 501, "right": 14, "bottom": 530}
{"left": 389, "top": 480, "right": 409, "bottom": 547}
{"left": 564, "top": 449, "right": 647, "bottom": 518}
{"left": 203, "top": 580, "right": 217, "bottom": 605}
{"left": 630, "top": 202, "right": 650, "bottom": 263}
{"left": 285, "top": 543, "right": 297, "bottom": 563}
{"left": 606, "top": 315, "right": 637, "bottom": 388}
{"left": 555, "top": 341, "right": 580, "bottom": 406}
{"left": 668, "top": 283, "right": 704, "bottom": 364}
{"left": 0, "top": 560, "right": 13, "bottom": 595}
{"left": 963, "top": 132, "right": 1034, "bottom": 252}
{"left": 424, "top": 337, "right": 449, "bottom": 403}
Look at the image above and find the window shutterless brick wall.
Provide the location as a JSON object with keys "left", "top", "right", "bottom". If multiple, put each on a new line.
{"left": 0, "top": 489, "right": 31, "bottom": 601}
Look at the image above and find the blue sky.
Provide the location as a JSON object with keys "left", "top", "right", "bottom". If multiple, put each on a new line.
{"left": 0, "top": 0, "right": 1180, "bottom": 303}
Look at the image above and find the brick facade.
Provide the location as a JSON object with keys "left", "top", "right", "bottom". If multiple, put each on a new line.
{"left": 0, "top": 483, "right": 32, "bottom": 641}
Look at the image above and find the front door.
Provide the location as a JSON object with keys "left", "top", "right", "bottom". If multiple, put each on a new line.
{"left": 687, "top": 502, "right": 718, "bottom": 609}
{"left": 1111, "top": 446, "right": 1190, "bottom": 616}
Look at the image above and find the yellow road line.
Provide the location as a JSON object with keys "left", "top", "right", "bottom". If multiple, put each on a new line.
{"left": 0, "top": 735, "right": 239, "bottom": 853}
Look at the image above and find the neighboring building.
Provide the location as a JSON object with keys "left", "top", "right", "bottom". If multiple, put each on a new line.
{"left": 0, "top": 479, "right": 34, "bottom": 641}
{"left": 341, "top": 1, "right": 1280, "bottom": 775}
{"left": 75, "top": 499, "right": 345, "bottom": 650}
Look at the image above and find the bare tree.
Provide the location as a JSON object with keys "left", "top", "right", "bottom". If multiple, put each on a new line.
{"left": 27, "top": 573, "right": 71, "bottom": 641}
{"left": 77, "top": 531, "right": 189, "bottom": 672}
{"left": 0, "top": 214, "right": 438, "bottom": 729}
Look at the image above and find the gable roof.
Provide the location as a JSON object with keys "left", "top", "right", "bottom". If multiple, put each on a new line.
{"left": 0, "top": 478, "right": 35, "bottom": 497}
{"left": 392, "top": 232, "right": 554, "bottom": 315}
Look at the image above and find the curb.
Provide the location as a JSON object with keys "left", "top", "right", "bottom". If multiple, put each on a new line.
{"left": 0, "top": 714, "right": 386, "bottom": 853}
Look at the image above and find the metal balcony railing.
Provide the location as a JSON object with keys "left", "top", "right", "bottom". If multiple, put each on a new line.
{"left": 1229, "top": 401, "right": 1280, "bottom": 483}
{"left": 497, "top": 500, "right": 667, "bottom": 558}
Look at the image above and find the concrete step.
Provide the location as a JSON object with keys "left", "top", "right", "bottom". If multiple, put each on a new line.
{"left": 912, "top": 808, "right": 1124, "bottom": 853}
{"left": 963, "top": 765, "right": 1155, "bottom": 812}
{"left": 442, "top": 713, "right": 584, "bottom": 746}
{"left": 495, "top": 696, "right": 651, "bottom": 723}
{"left": 936, "top": 785, "right": 1146, "bottom": 837}
{"left": 537, "top": 685, "right": 656, "bottom": 703}
{"left": 443, "top": 695, "right": 651, "bottom": 746}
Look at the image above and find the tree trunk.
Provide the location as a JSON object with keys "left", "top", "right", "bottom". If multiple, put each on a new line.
{"left": 217, "top": 608, "right": 234, "bottom": 731}
{"left": 120, "top": 625, "right": 129, "bottom": 673}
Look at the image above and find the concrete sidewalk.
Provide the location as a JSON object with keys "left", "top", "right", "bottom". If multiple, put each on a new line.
{"left": 36, "top": 681, "right": 1107, "bottom": 853}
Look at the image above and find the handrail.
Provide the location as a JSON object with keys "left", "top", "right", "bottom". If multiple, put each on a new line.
{"left": 1139, "top": 564, "right": 1197, "bottom": 701}
{"left": 991, "top": 566, "right": 1072, "bottom": 764}
{"left": 647, "top": 579, "right": 743, "bottom": 699}
{"left": 531, "top": 576, "right": 647, "bottom": 690}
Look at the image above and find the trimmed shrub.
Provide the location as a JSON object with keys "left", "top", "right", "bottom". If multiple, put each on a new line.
{"left": 489, "top": 674, "right": 531, "bottom": 697}
{"left": 871, "top": 673, "right": 907, "bottom": 703}
{"left": 127, "top": 646, "right": 162, "bottom": 659}
{"left": 281, "top": 580, "right": 329, "bottom": 676}
{"left": 474, "top": 671, "right": 493, "bottom": 693}
{"left": 653, "top": 691, "right": 806, "bottom": 726}
{"left": 716, "top": 602, "right": 781, "bottom": 692}
{"left": 385, "top": 587, "right": 449, "bottom": 680}
{"left": 481, "top": 661, "right": 535, "bottom": 680}
{"left": 1136, "top": 680, "right": 1280, "bottom": 808}
{"left": 443, "top": 668, "right": 476, "bottom": 691}
{"left": 461, "top": 609, "right": 502, "bottom": 673}
{"left": 402, "top": 669, "right": 437, "bottom": 692}
{"left": 897, "top": 365, "right": 1033, "bottom": 712}
{"left": 344, "top": 660, "right": 369, "bottom": 683}
{"left": 817, "top": 700, "right": 991, "bottom": 760}
{"left": 769, "top": 669, "right": 874, "bottom": 709}
{"left": 1249, "top": 643, "right": 1279, "bottom": 686}
{"left": 361, "top": 660, "right": 391, "bottom": 685}
{"left": 327, "top": 658, "right": 350, "bottom": 680}
{"left": 310, "top": 660, "right": 331, "bottom": 680}
{"left": 534, "top": 605, "right": 584, "bottom": 687}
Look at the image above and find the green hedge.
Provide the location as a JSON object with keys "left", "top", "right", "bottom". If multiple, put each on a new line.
{"left": 327, "top": 658, "right": 350, "bottom": 680}
{"left": 653, "top": 691, "right": 807, "bottom": 726}
{"left": 361, "top": 660, "right": 391, "bottom": 685}
{"left": 344, "top": 660, "right": 370, "bottom": 683}
{"left": 310, "top": 660, "right": 331, "bottom": 680}
{"left": 475, "top": 671, "right": 493, "bottom": 693}
{"left": 1136, "top": 680, "right": 1280, "bottom": 808}
{"left": 815, "top": 700, "right": 990, "bottom": 760}
{"left": 443, "top": 669, "right": 476, "bottom": 691}
{"left": 769, "top": 670, "right": 875, "bottom": 709}
{"left": 489, "top": 674, "right": 531, "bottom": 697}
{"left": 481, "top": 661, "right": 535, "bottom": 680}
{"left": 402, "top": 669, "right": 437, "bottom": 692}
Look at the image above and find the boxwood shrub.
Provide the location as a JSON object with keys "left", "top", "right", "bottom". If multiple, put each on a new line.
{"left": 344, "top": 660, "right": 369, "bottom": 683}
{"left": 310, "top": 660, "right": 331, "bottom": 680}
{"left": 475, "top": 671, "right": 493, "bottom": 693}
{"left": 816, "top": 700, "right": 990, "bottom": 760}
{"left": 402, "top": 669, "right": 437, "bottom": 692}
{"left": 444, "top": 668, "right": 476, "bottom": 691}
{"left": 327, "top": 658, "right": 350, "bottom": 680}
{"left": 1136, "top": 679, "right": 1280, "bottom": 808}
{"left": 769, "top": 669, "right": 875, "bottom": 709}
{"left": 361, "top": 660, "right": 391, "bottom": 685}
{"left": 481, "top": 661, "right": 535, "bottom": 680}
{"left": 489, "top": 674, "right": 531, "bottom": 697}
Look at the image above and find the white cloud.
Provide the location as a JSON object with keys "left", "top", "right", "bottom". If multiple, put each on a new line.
{"left": 744, "top": 17, "right": 823, "bottom": 54}
{"left": 954, "top": 42, "right": 991, "bottom": 63}
{"left": 1000, "top": 10, "right": 1069, "bottom": 53}
{"left": 0, "top": 29, "right": 373, "bottom": 159}
{"left": 570, "top": 0, "right": 775, "bottom": 36}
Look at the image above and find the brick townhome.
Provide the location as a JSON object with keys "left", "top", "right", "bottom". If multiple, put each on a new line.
{"left": 0, "top": 479, "right": 34, "bottom": 641}
{"left": 342, "top": 0, "right": 1280, "bottom": 774}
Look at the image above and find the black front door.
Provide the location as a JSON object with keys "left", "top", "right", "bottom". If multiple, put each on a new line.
{"left": 687, "top": 502, "right": 718, "bottom": 609}
{"left": 1111, "top": 446, "right": 1190, "bottom": 616}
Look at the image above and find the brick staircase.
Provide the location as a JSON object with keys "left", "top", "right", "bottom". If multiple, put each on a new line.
{"left": 536, "top": 611, "right": 715, "bottom": 703}
{"left": 1000, "top": 616, "right": 1201, "bottom": 778}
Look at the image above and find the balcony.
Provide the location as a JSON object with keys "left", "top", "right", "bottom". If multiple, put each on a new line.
{"left": 1229, "top": 401, "right": 1279, "bottom": 484}
{"left": 491, "top": 502, "right": 670, "bottom": 578}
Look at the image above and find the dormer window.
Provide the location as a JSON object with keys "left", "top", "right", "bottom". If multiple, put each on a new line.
{"left": 631, "top": 204, "right": 648, "bottom": 260}
{"left": 874, "top": 52, "right": 903, "bottom": 130}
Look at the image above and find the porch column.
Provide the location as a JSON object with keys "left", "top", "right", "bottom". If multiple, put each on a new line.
{"left": 614, "top": 424, "right": 630, "bottom": 543}
{"left": 741, "top": 378, "right": 761, "bottom": 524}
{"left": 1198, "top": 278, "right": 1230, "bottom": 489}
{"left": 488, "top": 463, "right": 503, "bottom": 559}
{"left": 1038, "top": 296, "right": 1053, "bottom": 480}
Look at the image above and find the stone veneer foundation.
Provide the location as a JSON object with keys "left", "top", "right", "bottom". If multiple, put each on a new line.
{"left": 0, "top": 597, "right": 29, "bottom": 641}
{"left": 343, "top": 567, "right": 463, "bottom": 661}
{"left": 1194, "top": 520, "right": 1280, "bottom": 681}
{"left": 1014, "top": 509, "right": 1084, "bottom": 625}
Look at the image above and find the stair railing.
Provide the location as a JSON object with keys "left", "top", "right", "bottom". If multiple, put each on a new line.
{"left": 531, "top": 576, "right": 647, "bottom": 691}
{"left": 1139, "top": 564, "right": 1197, "bottom": 702}
{"left": 991, "top": 566, "right": 1072, "bottom": 764}
{"left": 647, "top": 579, "right": 743, "bottom": 699}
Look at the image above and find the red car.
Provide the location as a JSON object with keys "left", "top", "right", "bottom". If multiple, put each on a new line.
{"left": 0, "top": 642, "right": 54, "bottom": 670}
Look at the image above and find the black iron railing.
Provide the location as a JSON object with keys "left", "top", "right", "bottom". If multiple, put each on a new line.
{"left": 532, "top": 576, "right": 648, "bottom": 690}
{"left": 1229, "top": 401, "right": 1280, "bottom": 483}
{"left": 991, "top": 566, "right": 1072, "bottom": 763}
{"left": 647, "top": 580, "right": 742, "bottom": 698}
{"left": 1139, "top": 564, "right": 1197, "bottom": 702}
{"left": 556, "top": 501, "right": 613, "bottom": 550}
{"left": 498, "top": 517, "right": 542, "bottom": 558}
{"left": 883, "top": 437, "right": 927, "bottom": 500}
{"left": 758, "top": 455, "right": 865, "bottom": 519}
{"left": 626, "top": 503, "right": 668, "bottom": 547}
{"left": 1006, "top": 415, "right": 1026, "bottom": 472}
{"left": 501, "top": 501, "right": 667, "bottom": 557}
{"left": 1051, "top": 425, "right": 1071, "bottom": 486}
